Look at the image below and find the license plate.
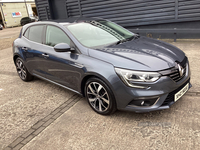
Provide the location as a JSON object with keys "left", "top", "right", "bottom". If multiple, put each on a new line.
{"left": 174, "top": 83, "right": 189, "bottom": 102}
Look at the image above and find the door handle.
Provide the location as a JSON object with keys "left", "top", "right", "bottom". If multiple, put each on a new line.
{"left": 42, "top": 53, "right": 49, "bottom": 58}
{"left": 22, "top": 47, "right": 28, "bottom": 51}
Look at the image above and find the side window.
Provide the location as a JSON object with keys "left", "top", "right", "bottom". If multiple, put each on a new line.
{"left": 46, "top": 26, "right": 71, "bottom": 47}
{"left": 24, "top": 28, "right": 29, "bottom": 38}
{"left": 28, "top": 25, "right": 44, "bottom": 44}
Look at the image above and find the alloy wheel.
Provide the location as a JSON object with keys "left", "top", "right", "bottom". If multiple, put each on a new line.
{"left": 87, "top": 82, "right": 110, "bottom": 112}
{"left": 16, "top": 59, "right": 27, "bottom": 80}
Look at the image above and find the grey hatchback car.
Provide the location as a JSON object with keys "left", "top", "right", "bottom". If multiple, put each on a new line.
{"left": 13, "top": 17, "right": 191, "bottom": 115}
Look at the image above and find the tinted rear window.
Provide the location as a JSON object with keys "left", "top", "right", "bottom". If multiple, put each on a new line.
{"left": 28, "top": 25, "right": 44, "bottom": 44}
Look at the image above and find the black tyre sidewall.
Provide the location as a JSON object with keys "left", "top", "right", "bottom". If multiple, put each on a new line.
{"left": 85, "top": 77, "right": 117, "bottom": 115}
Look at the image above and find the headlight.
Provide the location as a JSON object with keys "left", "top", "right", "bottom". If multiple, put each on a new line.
{"left": 115, "top": 68, "right": 161, "bottom": 88}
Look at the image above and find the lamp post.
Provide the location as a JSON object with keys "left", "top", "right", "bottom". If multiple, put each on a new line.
{"left": 24, "top": 0, "right": 29, "bottom": 17}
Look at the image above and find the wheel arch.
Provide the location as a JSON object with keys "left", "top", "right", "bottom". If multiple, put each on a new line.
{"left": 13, "top": 54, "right": 19, "bottom": 63}
{"left": 80, "top": 73, "right": 115, "bottom": 98}
{"left": 13, "top": 54, "right": 25, "bottom": 64}
{"left": 13, "top": 54, "right": 31, "bottom": 74}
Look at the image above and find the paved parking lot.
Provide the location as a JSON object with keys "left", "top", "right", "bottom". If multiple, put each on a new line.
{"left": 0, "top": 27, "right": 200, "bottom": 150}
{"left": 0, "top": 27, "right": 22, "bottom": 50}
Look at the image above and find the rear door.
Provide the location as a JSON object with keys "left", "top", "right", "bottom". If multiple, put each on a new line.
{"left": 22, "top": 25, "right": 48, "bottom": 77}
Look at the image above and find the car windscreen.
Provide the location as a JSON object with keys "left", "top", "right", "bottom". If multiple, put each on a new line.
{"left": 66, "top": 20, "right": 134, "bottom": 48}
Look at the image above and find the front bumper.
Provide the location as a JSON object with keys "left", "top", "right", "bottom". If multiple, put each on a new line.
{"left": 113, "top": 60, "right": 191, "bottom": 113}
{"left": 121, "top": 79, "right": 192, "bottom": 113}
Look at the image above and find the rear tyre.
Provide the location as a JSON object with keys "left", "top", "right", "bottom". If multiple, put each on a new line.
{"left": 15, "top": 57, "right": 33, "bottom": 81}
{"left": 85, "top": 77, "right": 117, "bottom": 115}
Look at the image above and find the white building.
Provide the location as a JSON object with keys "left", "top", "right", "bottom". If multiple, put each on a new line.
{"left": 0, "top": 0, "right": 36, "bottom": 28}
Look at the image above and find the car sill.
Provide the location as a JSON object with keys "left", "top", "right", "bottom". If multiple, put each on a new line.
{"left": 33, "top": 73, "right": 82, "bottom": 95}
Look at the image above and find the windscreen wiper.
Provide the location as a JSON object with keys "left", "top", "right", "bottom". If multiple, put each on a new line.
{"left": 126, "top": 34, "right": 140, "bottom": 41}
{"left": 116, "top": 39, "right": 127, "bottom": 45}
{"left": 116, "top": 35, "right": 140, "bottom": 45}
{"left": 89, "top": 20, "right": 125, "bottom": 41}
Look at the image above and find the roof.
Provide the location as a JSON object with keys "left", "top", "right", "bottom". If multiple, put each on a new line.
{"left": 21, "top": 17, "right": 107, "bottom": 32}
{"left": 49, "top": 17, "right": 106, "bottom": 24}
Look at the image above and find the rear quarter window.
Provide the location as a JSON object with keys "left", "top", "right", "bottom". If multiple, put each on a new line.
{"left": 23, "top": 28, "right": 29, "bottom": 38}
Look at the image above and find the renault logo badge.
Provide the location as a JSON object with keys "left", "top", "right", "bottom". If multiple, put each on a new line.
{"left": 177, "top": 64, "right": 184, "bottom": 77}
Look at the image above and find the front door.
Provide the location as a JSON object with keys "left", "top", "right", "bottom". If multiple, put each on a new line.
{"left": 42, "top": 25, "right": 83, "bottom": 90}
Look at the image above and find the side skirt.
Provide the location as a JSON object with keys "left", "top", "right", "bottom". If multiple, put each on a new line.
{"left": 33, "top": 73, "right": 83, "bottom": 96}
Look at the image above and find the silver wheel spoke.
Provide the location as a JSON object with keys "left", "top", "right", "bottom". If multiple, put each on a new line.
{"left": 97, "top": 85, "right": 103, "bottom": 94}
{"left": 22, "top": 69, "right": 26, "bottom": 75}
{"left": 94, "top": 99, "right": 97, "bottom": 109}
{"left": 100, "top": 100, "right": 106, "bottom": 109}
{"left": 101, "top": 91, "right": 107, "bottom": 97}
{"left": 87, "top": 92, "right": 96, "bottom": 95}
{"left": 89, "top": 98, "right": 96, "bottom": 103}
{"left": 88, "top": 84, "right": 96, "bottom": 95}
{"left": 99, "top": 100, "right": 102, "bottom": 111}
{"left": 22, "top": 71, "right": 26, "bottom": 77}
{"left": 16, "top": 63, "right": 20, "bottom": 68}
{"left": 19, "top": 72, "right": 23, "bottom": 78}
{"left": 22, "top": 74, "right": 25, "bottom": 79}
{"left": 93, "top": 83, "right": 97, "bottom": 91}
{"left": 19, "top": 61, "right": 22, "bottom": 67}
{"left": 100, "top": 97, "right": 109, "bottom": 105}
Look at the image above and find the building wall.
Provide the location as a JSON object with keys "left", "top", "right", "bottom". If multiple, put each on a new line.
{"left": 35, "top": 0, "right": 200, "bottom": 26}
{"left": 0, "top": 2, "right": 35, "bottom": 27}
{"left": 35, "top": 0, "right": 200, "bottom": 39}
{"left": 1, "top": 3, "right": 28, "bottom": 27}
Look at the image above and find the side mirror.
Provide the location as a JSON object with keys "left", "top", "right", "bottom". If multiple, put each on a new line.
{"left": 54, "top": 43, "right": 72, "bottom": 52}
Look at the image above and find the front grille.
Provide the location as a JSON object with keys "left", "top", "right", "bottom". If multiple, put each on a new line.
{"left": 161, "top": 78, "right": 190, "bottom": 106}
{"left": 160, "top": 57, "right": 188, "bottom": 83}
{"left": 169, "top": 57, "right": 187, "bottom": 82}
{"left": 168, "top": 66, "right": 187, "bottom": 82}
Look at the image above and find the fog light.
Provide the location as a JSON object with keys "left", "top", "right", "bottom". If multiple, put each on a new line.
{"left": 128, "top": 97, "right": 159, "bottom": 107}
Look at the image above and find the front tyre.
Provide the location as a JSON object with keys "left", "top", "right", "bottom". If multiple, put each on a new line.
{"left": 15, "top": 57, "right": 33, "bottom": 81}
{"left": 85, "top": 77, "right": 117, "bottom": 115}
